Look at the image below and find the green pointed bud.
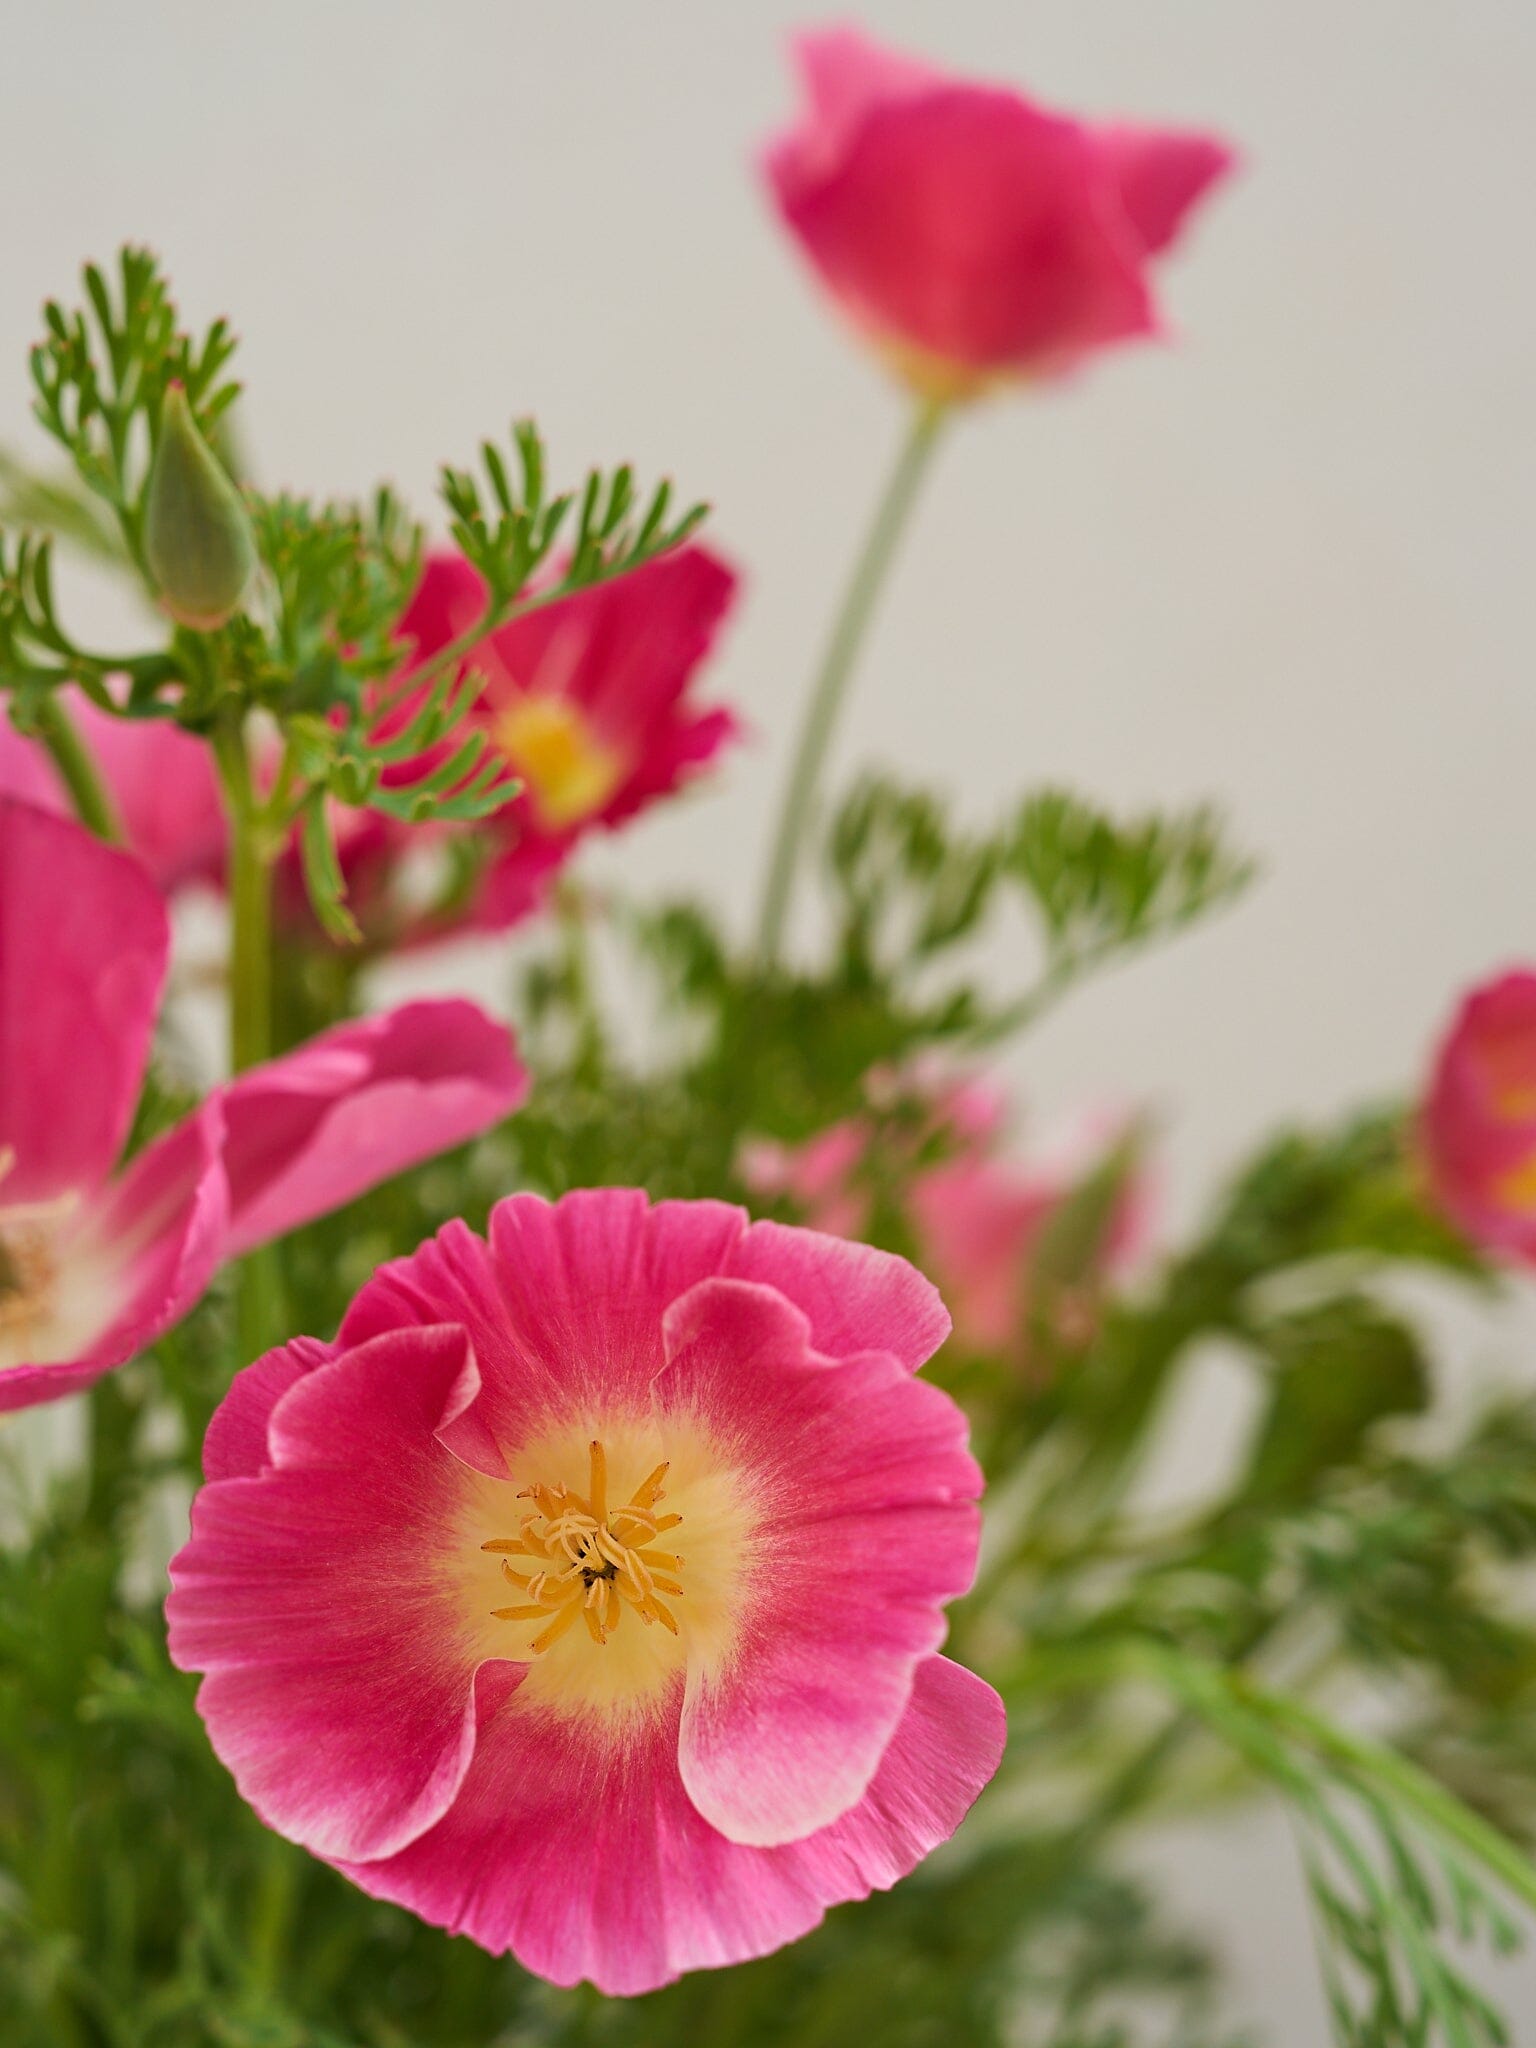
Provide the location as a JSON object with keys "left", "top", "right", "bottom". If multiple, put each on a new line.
{"left": 144, "top": 383, "right": 256, "bottom": 630}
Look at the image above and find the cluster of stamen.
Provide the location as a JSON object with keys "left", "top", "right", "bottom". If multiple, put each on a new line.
{"left": 482, "top": 1440, "right": 684, "bottom": 1653}
{"left": 0, "top": 1147, "right": 72, "bottom": 1344}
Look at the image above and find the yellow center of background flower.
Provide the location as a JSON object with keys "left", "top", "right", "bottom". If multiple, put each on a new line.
{"left": 492, "top": 695, "right": 625, "bottom": 830}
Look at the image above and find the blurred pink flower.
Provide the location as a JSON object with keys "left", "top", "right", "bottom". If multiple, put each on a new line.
{"left": 1422, "top": 968, "right": 1536, "bottom": 1263}
{"left": 382, "top": 542, "right": 742, "bottom": 936}
{"left": 167, "top": 1188, "right": 1004, "bottom": 1992}
{"left": 0, "top": 689, "right": 226, "bottom": 895}
{"left": 0, "top": 798, "right": 528, "bottom": 1414}
{"left": 743, "top": 1065, "right": 1149, "bottom": 1361}
{"left": 763, "top": 24, "right": 1234, "bottom": 399}
{"left": 0, "top": 543, "right": 739, "bottom": 949}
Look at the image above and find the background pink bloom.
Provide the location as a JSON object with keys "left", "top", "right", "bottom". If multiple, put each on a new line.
{"left": 0, "top": 689, "right": 226, "bottom": 895}
{"left": 379, "top": 543, "right": 742, "bottom": 937}
{"left": 1421, "top": 968, "right": 1536, "bottom": 1262}
{"left": 0, "top": 797, "right": 528, "bottom": 1414}
{"left": 764, "top": 24, "right": 1233, "bottom": 397}
{"left": 742, "top": 1067, "right": 1150, "bottom": 1362}
{"left": 168, "top": 1189, "right": 1005, "bottom": 1993}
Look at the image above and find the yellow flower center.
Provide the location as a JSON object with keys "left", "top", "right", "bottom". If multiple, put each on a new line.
{"left": 0, "top": 1148, "right": 74, "bottom": 1356}
{"left": 491, "top": 696, "right": 625, "bottom": 831}
{"left": 1495, "top": 1149, "right": 1536, "bottom": 1216}
{"left": 482, "top": 1439, "right": 685, "bottom": 1653}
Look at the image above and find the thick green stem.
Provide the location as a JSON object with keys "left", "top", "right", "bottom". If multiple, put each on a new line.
{"left": 214, "top": 719, "right": 285, "bottom": 1359}
{"left": 754, "top": 399, "right": 948, "bottom": 965}
{"left": 34, "top": 695, "right": 122, "bottom": 842}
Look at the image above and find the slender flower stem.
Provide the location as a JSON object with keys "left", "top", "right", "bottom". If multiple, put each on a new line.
{"left": 33, "top": 695, "right": 122, "bottom": 843}
{"left": 214, "top": 717, "right": 284, "bottom": 1360}
{"left": 218, "top": 722, "right": 273, "bottom": 1075}
{"left": 754, "top": 398, "right": 948, "bottom": 966}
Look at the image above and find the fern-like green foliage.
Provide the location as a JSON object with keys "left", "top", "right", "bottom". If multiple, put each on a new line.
{"left": 0, "top": 248, "right": 708, "bottom": 939}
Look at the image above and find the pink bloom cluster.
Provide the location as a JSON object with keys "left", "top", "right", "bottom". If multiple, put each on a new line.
{"left": 743, "top": 1064, "right": 1148, "bottom": 1362}
{"left": 168, "top": 1189, "right": 1005, "bottom": 1993}
{"left": 764, "top": 25, "right": 1233, "bottom": 397}
{"left": 0, "top": 798, "right": 525, "bottom": 1414}
{"left": 1422, "top": 969, "right": 1536, "bottom": 1264}
{"left": 0, "top": 545, "right": 740, "bottom": 947}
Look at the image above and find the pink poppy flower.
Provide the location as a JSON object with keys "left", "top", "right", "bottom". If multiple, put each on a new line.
{"left": 1421, "top": 968, "right": 1536, "bottom": 1263}
{"left": 380, "top": 542, "right": 741, "bottom": 935}
{"left": 0, "top": 797, "right": 527, "bottom": 1415}
{"left": 166, "top": 1188, "right": 1005, "bottom": 1993}
{"left": 764, "top": 24, "right": 1235, "bottom": 399}
{"left": 0, "top": 689, "right": 226, "bottom": 895}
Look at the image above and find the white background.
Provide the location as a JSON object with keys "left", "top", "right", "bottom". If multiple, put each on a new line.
{"left": 4, "top": 2, "right": 1536, "bottom": 2036}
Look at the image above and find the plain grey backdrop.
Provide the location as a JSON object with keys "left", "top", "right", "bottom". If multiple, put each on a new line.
{"left": 4, "top": 2, "right": 1535, "bottom": 2037}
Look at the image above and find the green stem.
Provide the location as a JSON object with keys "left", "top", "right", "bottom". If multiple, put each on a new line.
{"left": 754, "top": 398, "right": 948, "bottom": 965}
{"left": 214, "top": 718, "right": 285, "bottom": 1360}
{"left": 34, "top": 695, "right": 122, "bottom": 842}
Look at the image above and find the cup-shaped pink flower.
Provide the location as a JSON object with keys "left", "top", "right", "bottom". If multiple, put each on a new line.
{"left": 0, "top": 797, "right": 528, "bottom": 1414}
{"left": 167, "top": 1188, "right": 1005, "bottom": 1993}
{"left": 1421, "top": 969, "right": 1536, "bottom": 1263}
{"left": 764, "top": 25, "right": 1235, "bottom": 399}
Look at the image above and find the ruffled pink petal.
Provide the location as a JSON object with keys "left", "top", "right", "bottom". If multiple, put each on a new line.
{"left": 726, "top": 1215, "right": 950, "bottom": 1370}
{"left": 341, "top": 1190, "right": 748, "bottom": 1472}
{"left": 167, "top": 1324, "right": 493, "bottom": 1862}
{"left": 769, "top": 82, "right": 1157, "bottom": 377}
{"left": 0, "top": 1100, "right": 227, "bottom": 1416}
{"left": 0, "top": 798, "right": 166, "bottom": 1202}
{"left": 1098, "top": 123, "right": 1236, "bottom": 257}
{"left": 219, "top": 999, "right": 527, "bottom": 1259}
{"left": 202, "top": 1336, "right": 334, "bottom": 1482}
{"left": 337, "top": 1650, "right": 1002, "bottom": 1995}
{"left": 660, "top": 1277, "right": 980, "bottom": 1846}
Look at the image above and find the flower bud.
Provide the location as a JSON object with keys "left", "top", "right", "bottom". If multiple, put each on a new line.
{"left": 144, "top": 383, "right": 256, "bottom": 630}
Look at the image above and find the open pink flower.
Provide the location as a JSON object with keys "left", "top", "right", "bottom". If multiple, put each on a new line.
{"left": 379, "top": 542, "right": 741, "bottom": 935}
{"left": 167, "top": 1188, "right": 1004, "bottom": 1993}
{"left": 764, "top": 24, "right": 1234, "bottom": 399}
{"left": 1421, "top": 969, "right": 1536, "bottom": 1263}
{"left": 0, "top": 691, "right": 226, "bottom": 896}
{"left": 0, "top": 797, "right": 527, "bottom": 1414}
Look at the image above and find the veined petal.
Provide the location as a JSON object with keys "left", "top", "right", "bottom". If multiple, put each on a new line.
{"left": 336, "top": 1650, "right": 1002, "bottom": 1996}
{"left": 727, "top": 1214, "right": 950, "bottom": 1371}
{"left": 219, "top": 999, "right": 527, "bottom": 1259}
{"left": 167, "top": 1324, "right": 497, "bottom": 1862}
{"left": 342, "top": 1191, "right": 750, "bottom": 1470}
{"left": 660, "top": 1277, "right": 981, "bottom": 1847}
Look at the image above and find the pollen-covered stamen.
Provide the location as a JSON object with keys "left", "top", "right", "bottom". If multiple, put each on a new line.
{"left": 0, "top": 1146, "right": 77, "bottom": 1344}
{"left": 483, "top": 1440, "right": 684, "bottom": 1650}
